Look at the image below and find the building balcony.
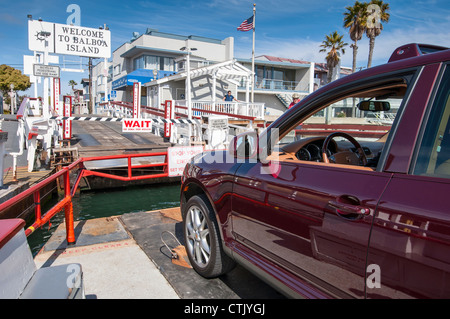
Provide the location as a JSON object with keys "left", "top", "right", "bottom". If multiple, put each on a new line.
{"left": 238, "top": 78, "right": 309, "bottom": 92}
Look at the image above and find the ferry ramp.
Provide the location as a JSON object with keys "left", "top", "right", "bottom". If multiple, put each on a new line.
{"left": 71, "top": 120, "right": 172, "bottom": 158}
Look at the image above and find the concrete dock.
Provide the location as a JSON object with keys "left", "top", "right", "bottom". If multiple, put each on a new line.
{"left": 33, "top": 207, "right": 285, "bottom": 299}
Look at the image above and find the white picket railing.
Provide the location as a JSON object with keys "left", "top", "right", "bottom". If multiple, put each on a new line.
{"left": 174, "top": 100, "right": 265, "bottom": 119}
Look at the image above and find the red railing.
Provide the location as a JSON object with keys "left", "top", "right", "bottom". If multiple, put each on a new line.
{"left": 0, "top": 152, "right": 170, "bottom": 244}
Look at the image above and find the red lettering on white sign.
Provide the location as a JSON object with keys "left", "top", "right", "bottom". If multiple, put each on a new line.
{"left": 122, "top": 119, "right": 153, "bottom": 132}
{"left": 63, "top": 95, "right": 72, "bottom": 140}
{"left": 164, "top": 100, "right": 172, "bottom": 138}
{"left": 133, "top": 82, "right": 141, "bottom": 118}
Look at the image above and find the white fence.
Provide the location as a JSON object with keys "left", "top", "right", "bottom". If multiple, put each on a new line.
{"left": 174, "top": 100, "right": 265, "bottom": 119}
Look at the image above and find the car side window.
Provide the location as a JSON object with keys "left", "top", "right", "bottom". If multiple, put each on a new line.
{"left": 413, "top": 66, "right": 450, "bottom": 179}
{"left": 273, "top": 79, "right": 410, "bottom": 170}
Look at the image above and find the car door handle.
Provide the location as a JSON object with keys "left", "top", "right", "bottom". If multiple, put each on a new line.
{"left": 329, "top": 197, "right": 370, "bottom": 216}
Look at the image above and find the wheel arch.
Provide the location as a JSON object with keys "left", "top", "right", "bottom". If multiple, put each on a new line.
{"left": 180, "top": 178, "right": 234, "bottom": 257}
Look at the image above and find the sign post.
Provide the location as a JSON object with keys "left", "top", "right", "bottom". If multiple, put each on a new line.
{"left": 164, "top": 100, "right": 173, "bottom": 138}
{"left": 53, "top": 78, "right": 61, "bottom": 115}
{"left": 63, "top": 96, "right": 72, "bottom": 140}
{"left": 133, "top": 82, "right": 141, "bottom": 118}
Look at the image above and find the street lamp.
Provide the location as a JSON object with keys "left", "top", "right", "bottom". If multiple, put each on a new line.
{"left": 180, "top": 42, "right": 197, "bottom": 120}
{"left": 180, "top": 41, "right": 197, "bottom": 145}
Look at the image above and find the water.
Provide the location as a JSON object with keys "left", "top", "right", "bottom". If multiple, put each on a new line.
{"left": 27, "top": 182, "right": 181, "bottom": 256}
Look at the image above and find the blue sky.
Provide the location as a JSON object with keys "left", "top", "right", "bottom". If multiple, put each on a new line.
{"left": 1, "top": 0, "right": 450, "bottom": 96}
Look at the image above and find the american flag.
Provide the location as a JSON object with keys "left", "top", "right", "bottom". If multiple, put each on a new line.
{"left": 237, "top": 16, "right": 254, "bottom": 31}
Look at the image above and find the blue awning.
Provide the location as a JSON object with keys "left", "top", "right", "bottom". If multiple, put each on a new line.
{"left": 112, "top": 69, "right": 177, "bottom": 90}
{"left": 112, "top": 69, "right": 154, "bottom": 90}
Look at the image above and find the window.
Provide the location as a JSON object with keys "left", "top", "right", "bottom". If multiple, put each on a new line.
{"left": 133, "top": 56, "right": 146, "bottom": 70}
{"left": 413, "top": 65, "right": 450, "bottom": 178}
{"left": 108, "top": 65, "right": 113, "bottom": 81}
{"left": 133, "top": 55, "right": 175, "bottom": 71}
{"left": 114, "top": 64, "right": 121, "bottom": 76}
{"left": 162, "top": 57, "right": 174, "bottom": 71}
{"left": 146, "top": 56, "right": 159, "bottom": 70}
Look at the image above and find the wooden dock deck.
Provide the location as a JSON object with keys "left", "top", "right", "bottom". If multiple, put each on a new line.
{"left": 2, "top": 166, "right": 53, "bottom": 187}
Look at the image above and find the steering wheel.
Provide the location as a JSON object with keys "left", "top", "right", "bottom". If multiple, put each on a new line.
{"left": 321, "top": 132, "right": 368, "bottom": 166}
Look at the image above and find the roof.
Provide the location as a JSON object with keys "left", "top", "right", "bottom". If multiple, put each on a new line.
{"left": 237, "top": 56, "right": 310, "bottom": 69}
{"left": 144, "top": 60, "right": 252, "bottom": 86}
{"left": 258, "top": 55, "right": 310, "bottom": 65}
{"left": 245, "top": 55, "right": 351, "bottom": 74}
{"left": 315, "top": 62, "right": 352, "bottom": 75}
{"left": 120, "top": 45, "right": 187, "bottom": 58}
{"left": 144, "top": 28, "right": 223, "bottom": 44}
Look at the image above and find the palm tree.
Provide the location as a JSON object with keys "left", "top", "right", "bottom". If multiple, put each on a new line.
{"left": 68, "top": 80, "right": 78, "bottom": 93}
{"left": 366, "top": 0, "right": 390, "bottom": 68}
{"left": 344, "top": 1, "right": 368, "bottom": 117}
{"left": 344, "top": 1, "right": 368, "bottom": 73}
{"left": 319, "top": 31, "right": 348, "bottom": 84}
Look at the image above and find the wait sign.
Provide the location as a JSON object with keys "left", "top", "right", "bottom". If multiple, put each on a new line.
{"left": 122, "top": 119, "right": 153, "bottom": 132}
{"left": 168, "top": 146, "right": 204, "bottom": 177}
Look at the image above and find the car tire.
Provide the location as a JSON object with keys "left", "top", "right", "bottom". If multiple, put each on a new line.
{"left": 182, "top": 194, "right": 235, "bottom": 278}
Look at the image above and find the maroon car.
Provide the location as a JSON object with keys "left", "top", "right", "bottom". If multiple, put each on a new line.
{"left": 180, "top": 43, "right": 450, "bottom": 299}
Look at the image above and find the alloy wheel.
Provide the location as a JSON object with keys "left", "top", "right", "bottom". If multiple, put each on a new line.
{"left": 185, "top": 205, "right": 211, "bottom": 267}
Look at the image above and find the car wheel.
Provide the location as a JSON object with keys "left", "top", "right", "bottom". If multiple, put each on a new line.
{"left": 183, "top": 194, "right": 235, "bottom": 278}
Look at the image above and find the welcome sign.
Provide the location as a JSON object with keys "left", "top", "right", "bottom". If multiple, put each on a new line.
{"left": 54, "top": 24, "right": 111, "bottom": 58}
{"left": 28, "top": 20, "right": 111, "bottom": 59}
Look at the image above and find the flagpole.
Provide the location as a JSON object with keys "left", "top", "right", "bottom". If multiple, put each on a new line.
{"left": 251, "top": 3, "right": 256, "bottom": 103}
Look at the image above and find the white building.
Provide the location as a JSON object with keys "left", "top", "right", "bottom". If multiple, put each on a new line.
{"left": 92, "top": 27, "right": 350, "bottom": 118}
{"left": 108, "top": 29, "right": 234, "bottom": 107}
{"left": 91, "top": 59, "right": 112, "bottom": 108}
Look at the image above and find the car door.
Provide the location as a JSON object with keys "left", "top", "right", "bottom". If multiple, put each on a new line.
{"left": 230, "top": 70, "right": 420, "bottom": 298}
{"left": 232, "top": 159, "right": 392, "bottom": 298}
{"left": 367, "top": 63, "right": 450, "bottom": 298}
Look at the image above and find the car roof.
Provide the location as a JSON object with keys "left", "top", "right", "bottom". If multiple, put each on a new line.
{"left": 388, "top": 43, "right": 449, "bottom": 63}
{"left": 330, "top": 44, "right": 450, "bottom": 90}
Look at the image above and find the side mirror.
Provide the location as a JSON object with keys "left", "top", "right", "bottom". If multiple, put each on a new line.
{"left": 357, "top": 100, "right": 391, "bottom": 112}
{"left": 229, "top": 131, "right": 259, "bottom": 159}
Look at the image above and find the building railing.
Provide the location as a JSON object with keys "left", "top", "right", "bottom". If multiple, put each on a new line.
{"left": 174, "top": 100, "right": 265, "bottom": 119}
{"left": 238, "top": 78, "right": 310, "bottom": 92}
